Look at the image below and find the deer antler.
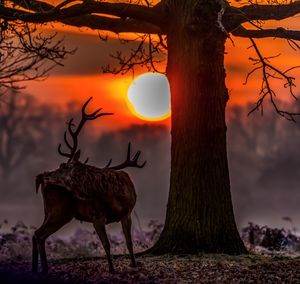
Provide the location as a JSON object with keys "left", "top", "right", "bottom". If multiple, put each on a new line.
{"left": 105, "top": 143, "right": 147, "bottom": 170}
{"left": 58, "top": 97, "right": 113, "bottom": 162}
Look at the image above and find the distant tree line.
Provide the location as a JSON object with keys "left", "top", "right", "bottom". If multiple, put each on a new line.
{"left": 1, "top": 92, "right": 300, "bottom": 227}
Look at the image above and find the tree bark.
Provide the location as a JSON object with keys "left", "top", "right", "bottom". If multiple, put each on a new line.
{"left": 151, "top": 0, "right": 247, "bottom": 254}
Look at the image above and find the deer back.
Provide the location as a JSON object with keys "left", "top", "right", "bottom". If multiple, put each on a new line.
{"left": 37, "top": 162, "right": 136, "bottom": 222}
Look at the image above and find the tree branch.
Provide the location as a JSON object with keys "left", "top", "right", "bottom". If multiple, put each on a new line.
{"left": 225, "top": 1, "right": 300, "bottom": 30}
{"left": 63, "top": 15, "right": 162, "bottom": 34}
{"left": 9, "top": 0, "right": 161, "bottom": 23}
{"left": 102, "top": 33, "right": 166, "bottom": 75}
{"left": 232, "top": 26, "right": 300, "bottom": 41}
{"left": 246, "top": 38, "right": 300, "bottom": 121}
{"left": 0, "top": 21, "right": 73, "bottom": 92}
{"left": 4, "top": 0, "right": 164, "bottom": 34}
{"left": 239, "top": 1, "right": 300, "bottom": 22}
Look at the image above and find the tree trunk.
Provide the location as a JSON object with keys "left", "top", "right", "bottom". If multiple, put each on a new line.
{"left": 151, "top": 0, "right": 247, "bottom": 254}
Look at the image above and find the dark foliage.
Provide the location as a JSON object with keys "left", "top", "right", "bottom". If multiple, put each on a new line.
{"left": 241, "top": 222, "right": 300, "bottom": 252}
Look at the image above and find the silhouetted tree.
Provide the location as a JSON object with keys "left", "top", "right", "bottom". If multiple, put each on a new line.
{"left": 0, "top": 90, "right": 50, "bottom": 181}
{"left": 2, "top": 0, "right": 300, "bottom": 254}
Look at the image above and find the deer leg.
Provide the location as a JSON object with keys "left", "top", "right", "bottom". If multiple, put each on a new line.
{"left": 36, "top": 234, "right": 48, "bottom": 274}
{"left": 34, "top": 216, "right": 72, "bottom": 274}
{"left": 93, "top": 220, "right": 114, "bottom": 273}
{"left": 32, "top": 235, "right": 39, "bottom": 273}
{"left": 121, "top": 214, "right": 136, "bottom": 267}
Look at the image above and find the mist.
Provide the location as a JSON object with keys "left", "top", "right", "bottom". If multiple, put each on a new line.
{"left": 0, "top": 95, "right": 300, "bottom": 233}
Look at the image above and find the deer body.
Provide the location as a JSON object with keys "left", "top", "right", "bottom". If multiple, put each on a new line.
{"left": 32, "top": 98, "right": 145, "bottom": 274}
{"left": 37, "top": 164, "right": 136, "bottom": 224}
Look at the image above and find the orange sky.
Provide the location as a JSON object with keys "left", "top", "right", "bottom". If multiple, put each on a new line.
{"left": 27, "top": 73, "right": 171, "bottom": 130}
{"left": 24, "top": 2, "right": 300, "bottom": 131}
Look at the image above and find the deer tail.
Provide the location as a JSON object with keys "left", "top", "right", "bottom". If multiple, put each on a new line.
{"left": 35, "top": 174, "right": 44, "bottom": 194}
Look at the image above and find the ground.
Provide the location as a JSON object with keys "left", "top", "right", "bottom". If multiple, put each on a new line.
{"left": 1, "top": 254, "right": 300, "bottom": 283}
{"left": 1, "top": 221, "right": 300, "bottom": 283}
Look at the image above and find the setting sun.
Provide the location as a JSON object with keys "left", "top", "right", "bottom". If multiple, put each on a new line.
{"left": 127, "top": 73, "right": 171, "bottom": 121}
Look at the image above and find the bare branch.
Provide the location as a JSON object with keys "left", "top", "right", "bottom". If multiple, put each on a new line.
{"left": 103, "top": 33, "right": 166, "bottom": 76}
{"left": 4, "top": 0, "right": 164, "bottom": 34}
{"left": 239, "top": 1, "right": 300, "bottom": 21}
{"left": 0, "top": 22, "right": 74, "bottom": 92}
{"left": 287, "top": 39, "right": 300, "bottom": 50}
{"left": 225, "top": 1, "right": 300, "bottom": 30}
{"left": 232, "top": 25, "right": 300, "bottom": 41}
{"left": 7, "top": 0, "right": 162, "bottom": 23}
{"left": 246, "top": 38, "right": 300, "bottom": 121}
{"left": 63, "top": 15, "right": 162, "bottom": 34}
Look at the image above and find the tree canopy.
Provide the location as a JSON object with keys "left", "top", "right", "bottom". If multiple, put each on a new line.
{"left": 1, "top": 0, "right": 300, "bottom": 118}
{"left": 2, "top": 1, "right": 300, "bottom": 37}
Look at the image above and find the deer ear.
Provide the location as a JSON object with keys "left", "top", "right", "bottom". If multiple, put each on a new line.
{"left": 36, "top": 174, "right": 43, "bottom": 193}
{"left": 73, "top": 150, "right": 81, "bottom": 162}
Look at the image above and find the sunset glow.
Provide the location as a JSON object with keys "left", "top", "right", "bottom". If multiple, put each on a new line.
{"left": 23, "top": 4, "right": 300, "bottom": 130}
{"left": 127, "top": 73, "right": 171, "bottom": 121}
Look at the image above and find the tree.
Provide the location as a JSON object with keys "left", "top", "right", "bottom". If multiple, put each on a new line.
{"left": 2, "top": 0, "right": 300, "bottom": 254}
{"left": 0, "top": 90, "right": 51, "bottom": 181}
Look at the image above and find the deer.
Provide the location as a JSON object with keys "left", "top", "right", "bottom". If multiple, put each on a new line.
{"left": 32, "top": 97, "right": 146, "bottom": 274}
